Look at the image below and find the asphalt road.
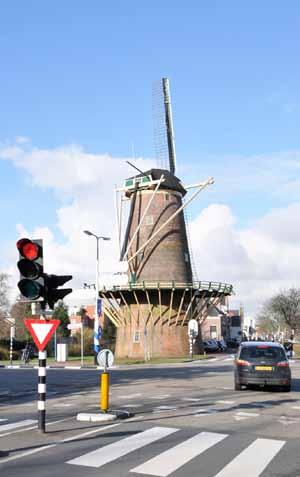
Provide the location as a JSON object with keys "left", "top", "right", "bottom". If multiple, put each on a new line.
{"left": 1, "top": 355, "right": 300, "bottom": 476}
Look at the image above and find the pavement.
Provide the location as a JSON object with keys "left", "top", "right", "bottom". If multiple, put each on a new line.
{"left": 1, "top": 353, "right": 300, "bottom": 476}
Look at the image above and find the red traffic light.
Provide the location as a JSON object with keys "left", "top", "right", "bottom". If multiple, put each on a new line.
{"left": 17, "top": 238, "right": 40, "bottom": 261}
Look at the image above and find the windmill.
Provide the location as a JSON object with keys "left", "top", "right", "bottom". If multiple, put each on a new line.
{"left": 100, "top": 78, "right": 233, "bottom": 358}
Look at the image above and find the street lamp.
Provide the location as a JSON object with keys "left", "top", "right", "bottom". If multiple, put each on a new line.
{"left": 83, "top": 230, "right": 110, "bottom": 361}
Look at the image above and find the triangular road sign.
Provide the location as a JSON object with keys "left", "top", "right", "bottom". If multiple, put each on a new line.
{"left": 24, "top": 319, "right": 60, "bottom": 351}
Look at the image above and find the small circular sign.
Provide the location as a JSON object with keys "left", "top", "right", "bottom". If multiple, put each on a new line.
{"left": 97, "top": 349, "right": 114, "bottom": 368}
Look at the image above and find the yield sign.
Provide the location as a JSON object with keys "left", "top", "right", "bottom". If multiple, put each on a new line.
{"left": 24, "top": 319, "right": 60, "bottom": 351}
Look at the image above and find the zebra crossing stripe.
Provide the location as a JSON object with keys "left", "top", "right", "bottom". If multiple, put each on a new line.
{"left": 67, "top": 426, "right": 178, "bottom": 468}
{"left": 213, "top": 438, "right": 285, "bottom": 477}
{"left": 131, "top": 431, "right": 228, "bottom": 477}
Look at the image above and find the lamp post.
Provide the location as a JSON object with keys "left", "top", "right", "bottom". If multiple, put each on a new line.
{"left": 83, "top": 230, "right": 110, "bottom": 363}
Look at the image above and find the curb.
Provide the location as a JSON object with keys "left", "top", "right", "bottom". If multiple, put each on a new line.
{"left": 0, "top": 364, "right": 118, "bottom": 370}
{"left": 77, "top": 410, "right": 133, "bottom": 422}
{"left": 0, "top": 354, "right": 231, "bottom": 370}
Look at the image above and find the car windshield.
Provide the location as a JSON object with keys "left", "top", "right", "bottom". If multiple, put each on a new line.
{"left": 240, "top": 346, "right": 286, "bottom": 361}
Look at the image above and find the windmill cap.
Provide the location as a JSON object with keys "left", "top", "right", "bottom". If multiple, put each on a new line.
{"left": 128, "top": 168, "right": 187, "bottom": 196}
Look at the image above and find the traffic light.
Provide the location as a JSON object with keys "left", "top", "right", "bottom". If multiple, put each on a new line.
{"left": 45, "top": 274, "right": 72, "bottom": 310}
{"left": 17, "top": 238, "right": 45, "bottom": 301}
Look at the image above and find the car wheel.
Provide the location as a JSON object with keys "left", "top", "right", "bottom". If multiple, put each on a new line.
{"left": 234, "top": 380, "right": 242, "bottom": 391}
{"left": 282, "top": 384, "right": 291, "bottom": 392}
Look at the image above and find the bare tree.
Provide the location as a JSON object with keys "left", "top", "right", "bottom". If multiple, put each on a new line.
{"left": 257, "top": 287, "right": 300, "bottom": 335}
{"left": 0, "top": 273, "right": 9, "bottom": 313}
{"left": 10, "top": 300, "right": 32, "bottom": 341}
{"left": 0, "top": 273, "right": 10, "bottom": 338}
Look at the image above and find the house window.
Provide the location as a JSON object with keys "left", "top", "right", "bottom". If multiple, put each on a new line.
{"left": 210, "top": 326, "right": 217, "bottom": 339}
{"left": 145, "top": 215, "right": 153, "bottom": 226}
{"left": 133, "top": 331, "right": 140, "bottom": 343}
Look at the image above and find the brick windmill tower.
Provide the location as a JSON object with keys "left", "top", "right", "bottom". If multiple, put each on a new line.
{"left": 100, "top": 79, "right": 233, "bottom": 358}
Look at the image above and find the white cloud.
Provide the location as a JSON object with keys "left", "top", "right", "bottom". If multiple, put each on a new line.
{"left": 190, "top": 203, "right": 300, "bottom": 314}
{"left": 182, "top": 150, "right": 300, "bottom": 202}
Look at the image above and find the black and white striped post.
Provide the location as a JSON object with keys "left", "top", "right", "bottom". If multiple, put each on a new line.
{"left": 9, "top": 325, "right": 14, "bottom": 366}
{"left": 189, "top": 335, "right": 193, "bottom": 360}
{"left": 38, "top": 350, "right": 47, "bottom": 433}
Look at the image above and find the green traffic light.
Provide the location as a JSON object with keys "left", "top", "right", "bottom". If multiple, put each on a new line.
{"left": 18, "top": 278, "right": 42, "bottom": 300}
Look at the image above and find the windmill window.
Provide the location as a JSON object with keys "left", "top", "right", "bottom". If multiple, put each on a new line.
{"left": 165, "top": 193, "right": 170, "bottom": 201}
{"left": 145, "top": 215, "right": 153, "bottom": 226}
{"left": 184, "top": 253, "right": 189, "bottom": 262}
{"left": 133, "top": 331, "right": 140, "bottom": 343}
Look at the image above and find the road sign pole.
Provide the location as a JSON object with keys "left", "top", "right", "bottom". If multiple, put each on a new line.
{"left": 38, "top": 350, "right": 47, "bottom": 433}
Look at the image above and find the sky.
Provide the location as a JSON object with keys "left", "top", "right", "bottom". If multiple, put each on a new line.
{"left": 1, "top": 1, "right": 300, "bottom": 316}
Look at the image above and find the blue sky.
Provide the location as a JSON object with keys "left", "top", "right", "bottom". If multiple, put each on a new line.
{"left": 1, "top": 1, "right": 300, "bottom": 313}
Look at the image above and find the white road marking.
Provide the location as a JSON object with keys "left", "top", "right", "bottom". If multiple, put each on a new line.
{"left": 292, "top": 406, "right": 300, "bottom": 410}
{"left": 194, "top": 408, "right": 218, "bottom": 416}
{"left": 0, "top": 443, "right": 57, "bottom": 464}
{"left": 53, "top": 403, "right": 74, "bottom": 407}
{"left": 0, "top": 419, "right": 37, "bottom": 432}
{"left": 122, "top": 404, "right": 142, "bottom": 408}
{"left": 234, "top": 411, "right": 260, "bottom": 421}
{"left": 0, "top": 422, "right": 120, "bottom": 464}
{"left": 151, "top": 395, "right": 170, "bottom": 399}
{"left": 216, "top": 400, "right": 235, "bottom": 405}
{"left": 213, "top": 438, "right": 285, "bottom": 477}
{"left": 67, "top": 426, "right": 178, "bottom": 468}
{"left": 278, "top": 416, "right": 300, "bottom": 425}
{"left": 131, "top": 431, "right": 228, "bottom": 476}
{"left": 153, "top": 406, "right": 177, "bottom": 413}
{"left": 181, "top": 397, "right": 203, "bottom": 402}
{"left": 118, "top": 393, "right": 142, "bottom": 399}
{"left": 0, "top": 416, "right": 73, "bottom": 438}
{"left": 62, "top": 423, "right": 120, "bottom": 443}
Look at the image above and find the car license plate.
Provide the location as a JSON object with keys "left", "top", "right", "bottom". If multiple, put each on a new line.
{"left": 255, "top": 366, "right": 273, "bottom": 371}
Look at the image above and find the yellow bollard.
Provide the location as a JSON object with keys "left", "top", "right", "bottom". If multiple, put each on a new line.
{"left": 100, "top": 372, "right": 109, "bottom": 412}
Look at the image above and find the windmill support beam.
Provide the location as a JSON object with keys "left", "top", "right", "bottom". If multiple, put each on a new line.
{"left": 133, "top": 291, "right": 141, "bottom": 328}
{"left": 145, "top": 289, "right": 153, "bottom": 326}
{"left": 109, "top": 292, "right": 126, "bottom": 325}
{"left": 101, "top": 297, "right": 122, "bottom": 327}
{"left": 181, "top": 290, "right": 197, "bottom": 327}
{"left": 168, "top": 288, "right": 174, "bottom": 326}
{"left": 123, "top": 174, "right": 164, "bottom": 260}
{"left": 175, "top": 289, "right": 187, "bottom": 326}
{"left": 118, "top": 291, "right": 131, "bottom": 324}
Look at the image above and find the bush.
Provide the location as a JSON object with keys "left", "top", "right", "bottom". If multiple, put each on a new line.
{"left": 68, "top": 328, "right": 94, "bottom": 356}
{"left": 0, "top": 345, "right": 20, "bottom": 360}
